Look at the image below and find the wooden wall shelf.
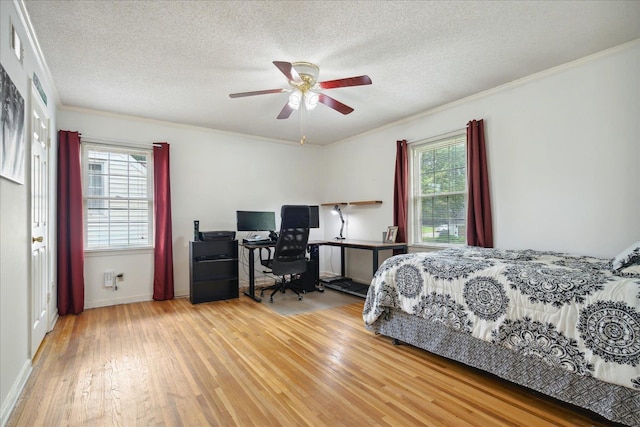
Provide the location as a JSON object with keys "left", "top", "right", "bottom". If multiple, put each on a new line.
{"left": 349, "top": 200, "right": 382, "bottom": 205}
{"left": 321, "top": 202, "right": 348, "bottom": 206}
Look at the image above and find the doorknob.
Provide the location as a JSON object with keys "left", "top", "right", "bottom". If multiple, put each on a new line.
{"left": 32, "top": 236, "right": 43, "bottom": 243}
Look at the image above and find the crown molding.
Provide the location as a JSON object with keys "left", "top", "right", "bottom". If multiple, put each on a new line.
{"left": 14, "top": 0, "right": 60, "bottom": 106}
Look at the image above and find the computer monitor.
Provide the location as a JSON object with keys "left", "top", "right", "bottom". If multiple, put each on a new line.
{"left": 309, "top": 205, "right": 319, "bottom": 228}
{"left": 236, "top": 210, "right": 276, "bottom": 231}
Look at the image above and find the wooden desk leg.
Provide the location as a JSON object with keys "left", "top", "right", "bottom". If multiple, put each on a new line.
{"left": 243, "top": 247, "right": 262, "bottom": 302}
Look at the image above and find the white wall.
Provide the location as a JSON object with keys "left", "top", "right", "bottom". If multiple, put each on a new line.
{"left": 316, "top": 137, "right": 397, "bottom": 281}
{"left": 56, "top": 109, "right": 326, "bottom": 304}
{"left": 323, "top": 40, "right": 640, "bottom": 285}
{"left": 0, "top": 1, "right": 58, "bottom": 424}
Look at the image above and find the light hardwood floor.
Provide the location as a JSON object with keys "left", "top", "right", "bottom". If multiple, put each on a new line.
{"left": 8, "top": 293, "right": 618, "bottom": 426}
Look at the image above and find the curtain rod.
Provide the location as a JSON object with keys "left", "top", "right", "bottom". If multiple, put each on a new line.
{"left": 80, "top": 134, "right": 163, "bottom": 149}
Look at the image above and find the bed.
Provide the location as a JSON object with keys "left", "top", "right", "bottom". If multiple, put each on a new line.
{"left": 363, "top": 245, "right": 640, "bottom": 426}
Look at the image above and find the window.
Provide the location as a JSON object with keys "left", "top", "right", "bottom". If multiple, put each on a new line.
{"left": 82, "top": 144, "right": 153, "bottom": 250}
{"left": 410, "top": 132, "right": 467, "bottom": 246}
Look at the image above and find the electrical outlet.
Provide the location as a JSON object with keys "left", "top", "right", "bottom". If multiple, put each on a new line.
{"left": 104, "top": 270, "right": 114, "bottom": 287}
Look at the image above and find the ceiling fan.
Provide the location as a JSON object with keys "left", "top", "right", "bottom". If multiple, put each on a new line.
{"left": 229, "top": 61, "right": 372, "bottom": 120}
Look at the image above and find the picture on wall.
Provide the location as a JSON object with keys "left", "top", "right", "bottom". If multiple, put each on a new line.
{"left": 1, "top": 63, "right": 26, "bottom": 185}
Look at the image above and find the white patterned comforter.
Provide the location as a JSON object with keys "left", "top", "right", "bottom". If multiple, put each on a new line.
{"left": 363, "top": 247, "right": 640, "bottom": 390}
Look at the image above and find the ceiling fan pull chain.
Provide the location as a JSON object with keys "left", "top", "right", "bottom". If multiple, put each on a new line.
{"left": 300, "top": 105, "right": 306, "bottom": 144}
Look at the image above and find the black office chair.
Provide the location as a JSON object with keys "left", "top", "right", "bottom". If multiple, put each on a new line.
{"left": 259, "top": 205, "right": 310, "bottom": 303}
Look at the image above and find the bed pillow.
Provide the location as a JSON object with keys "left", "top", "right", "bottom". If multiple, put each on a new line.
{"left": 613, "top": 263, "right": 640, "bottom": 278}
{"left": 611, "top": 240, "right": 640, "bottom": 271}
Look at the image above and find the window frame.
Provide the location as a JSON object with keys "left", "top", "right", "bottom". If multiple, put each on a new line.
{"left": 81, "top": 142, "right": 154, "bottom": 252}
{"left": 408, "top": 130, "right": 468, "bottom": 248}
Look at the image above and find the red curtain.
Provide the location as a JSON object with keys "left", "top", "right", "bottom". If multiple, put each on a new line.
{"left": 393, "top": 139, "right": 408, "bottom": 248}
{"left": 57, "top": 131, "right": 85, "bottom": 315}
{"left": 153, "top": 142, "right": 174, "bottom": 300}
{"left": 467, "top": 119, "right": 494, "bottom": 248}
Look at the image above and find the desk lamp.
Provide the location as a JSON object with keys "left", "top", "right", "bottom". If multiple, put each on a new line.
{"left": 332, "top": 205, "right": 346, "bottom": 240}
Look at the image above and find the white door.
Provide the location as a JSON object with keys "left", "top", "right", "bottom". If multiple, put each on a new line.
{"left": 30, "top": 86, "right": 50, "bottom": 357}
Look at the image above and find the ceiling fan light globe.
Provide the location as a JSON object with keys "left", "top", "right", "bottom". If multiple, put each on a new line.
{"left": 288, "top": 90, "right": 302, "bottom": 110}
{"left": 305, "top": 91, "right": 319, "bottom": 110}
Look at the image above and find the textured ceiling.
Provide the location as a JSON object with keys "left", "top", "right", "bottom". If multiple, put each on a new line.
{"left": 23, "top": 0, "right": 640, "bottom": 146}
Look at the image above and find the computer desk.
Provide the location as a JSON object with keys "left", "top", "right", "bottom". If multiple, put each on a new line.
{"left": 240, "top": 239, "right": 407, "bottom": 302}
{"left": 321, "top": 239, "right": 408, "bottom": 277}
{"left": 239, "top": 240, "right": 325, "bottom": 302}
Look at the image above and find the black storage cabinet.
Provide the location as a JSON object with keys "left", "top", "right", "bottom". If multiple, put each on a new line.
{"left": 189, "top": 240, "right": 239, "bottom": 304}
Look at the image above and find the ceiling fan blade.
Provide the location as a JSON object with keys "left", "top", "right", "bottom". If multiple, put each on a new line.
{"left": 277, "top": 102, "right": 294, "bottom": 120}
{"left": 229, "top": 88, "right": 287, "bottom": 98}
{"left": 318, "top": 94, "right": 354, "bottom": 115}
{"left": 318, "top": 75, "right": 372, "bottom": 90}
{"left": 273, "top": 61, "right": 302, "bottom": 83}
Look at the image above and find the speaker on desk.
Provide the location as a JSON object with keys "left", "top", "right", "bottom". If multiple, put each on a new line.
{"left": 193, "top": 220, "right": 200, "bottom": 241}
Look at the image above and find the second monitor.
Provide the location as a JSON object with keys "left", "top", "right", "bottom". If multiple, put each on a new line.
{"left": 309, "top": 205, "right": 319, "bottom": 229}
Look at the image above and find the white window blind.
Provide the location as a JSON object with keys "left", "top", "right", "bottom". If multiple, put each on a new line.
{"left": 410, "top": 132, "right": 467, "bottom": 246}
{"left": 82, "top": 144, "right": 153, "bottom": 250}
